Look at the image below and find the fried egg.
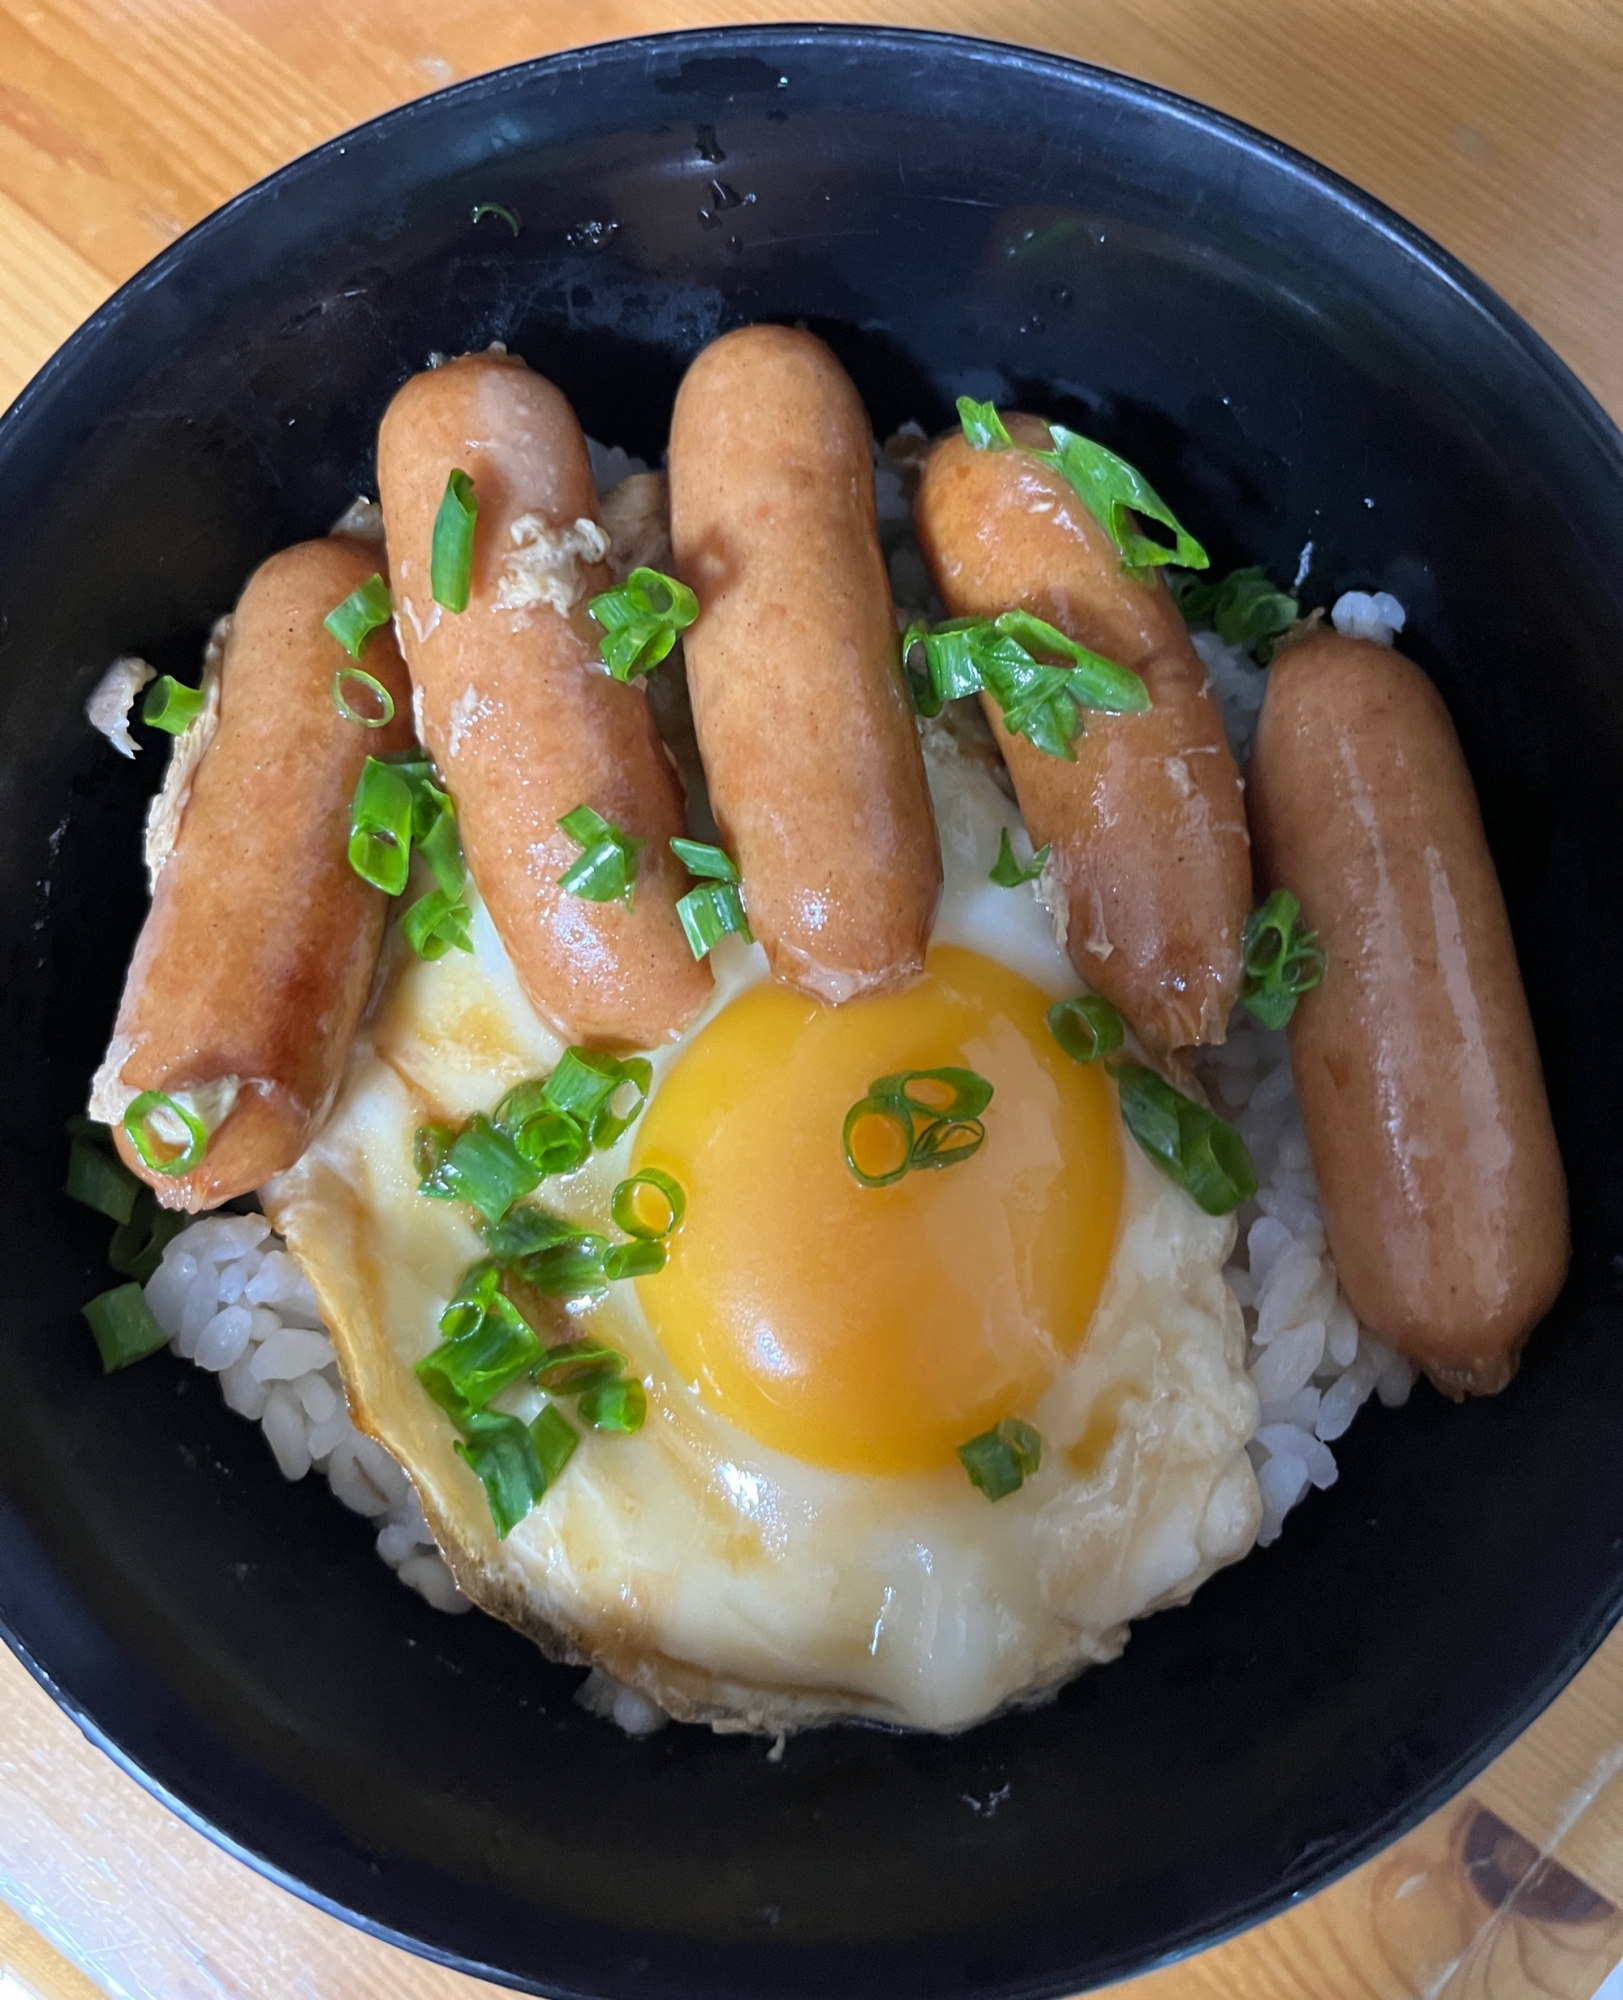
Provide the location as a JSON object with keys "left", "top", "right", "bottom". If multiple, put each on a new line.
{"left": 264, "top": 716, "right": 1261, "bottom": 1733}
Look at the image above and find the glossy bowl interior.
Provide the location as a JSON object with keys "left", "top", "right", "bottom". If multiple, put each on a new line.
{"left": 2, "top": 26, "right": 1622, "bottom": 2000}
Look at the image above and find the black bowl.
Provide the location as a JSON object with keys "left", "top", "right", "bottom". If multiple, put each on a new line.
{"left": 3, "top": 25, "right": 1621, "bottom": 2000}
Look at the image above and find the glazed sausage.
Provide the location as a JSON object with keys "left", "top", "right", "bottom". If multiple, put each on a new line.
{"left": 1247, "top": 628, "right": 1569, "bottom": 1396}
{"left": 914, "top": 417, "right": 1250, "bottom": 1051}
{"left": 93, "top": 536, "right": 415, "bottom": 1210}
{"left": 376, "top": 351, "right": 710, "bottom": 1048}
{"left": 668, "top": 325, "right": 941, "bottom": 1003}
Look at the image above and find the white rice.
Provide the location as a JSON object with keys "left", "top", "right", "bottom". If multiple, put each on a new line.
{"left": 143, "top": 1214, "right": 469, "bottom": 1616}
{"left": 1194, "top": 623, "right": 1415, "bottom": 1545}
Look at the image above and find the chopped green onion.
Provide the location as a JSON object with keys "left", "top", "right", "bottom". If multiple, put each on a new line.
{"left": 540, "top": 1049, "right": 652, "bottom": 1148}
{"left": 1171, "top": 564, "right": 1298, "bottom": 663}
{"left": 417, "top": 1114, "right": 540, "bottom": 1222}
{"left": 611, "top": 1170, "right": 685, "bottom": 1240}
{"left": 348, "top": 756, "right": 415, "bottom": 897}
{"left": 437, "top": 1258, "right": 504, "bottom": 1341}
{"left": 324, "top": 574, "right": 393, "bottom": 661}
{"left": 331, "top": 665, "right": 396, "bottom": 730}
{"left": 455, "top": 1407, "right": 566, "bottom": 1540}
{"left": 669, "top": 837, "right": 739, "bottom": 884}
{"left": 414, "top": 1122, "right": 456, "bottom": 1181}
{"left": 108, "top": 1193, "right": 188, "bottom": 1282}
{"left": 956, "top": 397, "right": 1014, "bottom": 452}
{"left": 1047, "top": 994, "right": 1125, "bottom": 1065}
{"left": 603, "top": 1239, "right": 665, "bottom": 1281}
{"left": 990, "top": 828, "right": 1050, "bottom": 888}
{"left": 1240, "top": 889, "right": 1326, "bottom": 1030}
{"left": 431, "top": 468, "right": 478, "bottom": 614}
{"left": 557, "top": 804, "right": 644, "bottom": 906}
{"left": 521, "top": 1235, "right": 611, "bottom": 1299}
{"left": 676, "top": 880, "right": 752, "bottom": 960}
{"left": 493, "top": 1081, "right": 591, "bottom": 1177}
{"left": 535, "top": 1340, "right": 626, "bottom": 1394}
{"left": 957, "top": 397, "right": 1209, "bottom": 574}
{"left": 83, "top": 1282, "right": 169, "bottom": 1372}
{"left": 416, "top": 1293, "right": 543, "bottom": 1420}
{"left": 140, "top": 676, "right": 204, "bottom": 735}
{"left": 530, "top": 1403, "right": 579, "bottom": 1483}
{"left": 588, "top": 567, "right": 700, "bottom": 682}
{"left": 471, "top": 202, "right": 521, "bottom": 234}
{"left": 65, "top": 1136, "right": 138, "bottom": 1225}
{"left": 402, "top": 887, "right": 473, "bottom": 960}
{"left": 481, "top": 1203, "right": 586, "bottom": 1261}
{"left": 413, "top": 784, "right": 465, "bottom": 898}
{"left": 843, "top": 1068, "right": 993, "bottom": 1187}
{"left": 122, "top": 1091, "right": 208, "bottom": 1176}
{"left": 579, "top": 1378, "right": 647, "bottom": 1433}
{"left": 901, "top": 611, "right": 1149, "bottom": 759}
{"left": 1114, "top": 1064, "right": 1257, "bottom": 1216}
{"left": 958, "top": 1416, "right": 1043, "bottom": 1500}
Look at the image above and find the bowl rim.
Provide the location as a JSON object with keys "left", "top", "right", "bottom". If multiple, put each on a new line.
{"left": 4, "top": 21, "right": 1621, "bottom": 1997}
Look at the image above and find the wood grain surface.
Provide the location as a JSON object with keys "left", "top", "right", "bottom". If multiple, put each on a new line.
{"left": 0, "top": 4, "right": 1620, "bottom": 1998}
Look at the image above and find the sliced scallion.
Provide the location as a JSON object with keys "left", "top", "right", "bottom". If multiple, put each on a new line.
{"left": 402, "top": 887, "right": 474, "bottom": 960}
{"left": 108, "top": 1193, "right": 188, "bottom": 1282}
{"left": 540, "top": 1048, "right": 651, "bottom": 1148}
{"left": 82, "top": 1282, "right": 169, "bottom": 1373}
{"left": 416, "top": 1292, "right": 543, "bottom": 1420}
{"left": 610, "top": 1169, "right": 684, "bottom": 1240}
{"left": 843, "top": 1068, "right": 992, "bottom": 1187}
{"left": 1114, "top": 1063, "right": 1257, "bottom": 1216}
{"left": 1171, "top": 564, "right": 1298, "bottom": 663}
{"left": 471, "top": 202, "right": 521, "bottom": 234}
{"left": 65, "top": 1136, "right": 139, "bottom": 1225}
{"left": 1240, "top": 890, "right": 1325, "bottom": 1030}
{"left": 413, "top": 783, "right": 465, "bottom": 898}
{"left": 957, "top": 397, "right": 1209, "bottom": 575}
{"left": 331, "top": 665, "right": 396, "bottom": 730}
{"left": 416, "top": 1114, "right": 540, "bottom": 1222}
{"left": 437, "top": 1258, "right": 504, "bottom": 1342}
{"left": 675, "top": 880, "right": 751, "bottom": 960}
{"left": 603, "top": 1239, "right": 665, "bottom": 1282}
{"left": 323, "top": 573, "right": 393, "bottom": 661}
{"left": 579, "top": 1378, "right": 647, "bottom": 1433}
{"left": 140, "top": 676, "right": 204, "bottom": 735}
{"left": 1047, "top": 994, "right": 1125, "bottom": 1065}
{"left": 587, "top": 567, "right": 700, "bottom": 682}
{"left": 431, "top": 468, "right": 478, "bottom": 614}
{"left": 535, "top": 1340, "right": 625, "bottom": 1394}
{"left": 481, "top": 1204, "right": 587, "bottom": 1262}
{"left": 521, "top": 1235, "right": 611, "bottom": 1299}
{"left": 901, "top": 611, "right": 1149, "bottom": 759}
{"left": 669, "top": 837, "right": 739, "bottom": 883}
{"left": 348, "top": 756, "right": 415, "bottom": 897}
{"left": 958, "top": 1416, "right": 1042, "bottom": 1501}
{"left": 455, "top": 1408, "right": 556, "bottom": 1539}
{"left": 530, "top": 1403, "right": 579, "bottom": 1484}
{"left": 557, "top": 804, "right": 644, "bottom": 906}
{"left": 123, "top": 1090, "right": 208, "bottom": 1176}
{"left": 990, "top": 827, "right": 1050, "bottom": 888}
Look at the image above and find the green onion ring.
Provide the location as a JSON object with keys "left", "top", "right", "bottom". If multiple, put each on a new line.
{"left": 842, "top": 1096, "right": 915, "bottom": 1188}
{"left": 610, "top": 1170, "right": 685, "bottom": 1240}
{"left": 331, "top": 665, "right": 396, "bottom": 729}
{"left": 431, "top": 468, "right": 478, "bottom": 614}
{"left": 122, "top": 1090, "right": 209, "bottom": 1176}
{"left": 1047, "top": 994, "right": 1125, "bottom": 1065}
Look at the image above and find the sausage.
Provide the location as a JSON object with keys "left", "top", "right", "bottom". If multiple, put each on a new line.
{"left": 1247, "top": 628, "right": 1569, "bottom": 1395}
{"left": 914, "top": 416, "right": 1250, "bottom": 1051}
{"left": 93, "top": 536, "right": 415, "bottom": 1210}
{"left": 376, "top": 351, "right": 710, "bottom": 1048}
{"left": 668, "top": 325, "right": 941, "bottom": 1003}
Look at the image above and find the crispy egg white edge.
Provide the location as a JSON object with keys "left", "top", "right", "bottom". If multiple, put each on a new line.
{"left": 263, "top": 725, "right": 1262, "bottom": 1734}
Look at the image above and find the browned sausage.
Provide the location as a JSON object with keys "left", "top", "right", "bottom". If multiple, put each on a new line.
{"left": 376, "top": 351, "right": 710, "bottom": 1048}
{"left": 668, "top": 325, "right": 941, "bottom": 1003}
{"left": 1247, "top": 628, "right": 1569, "bottom": 1395}
{"left": 94, "top": 536, "right": 415, "bottom": 1210}
{"left": 914, "top": 417, "right": 1250, "bottom": 1051}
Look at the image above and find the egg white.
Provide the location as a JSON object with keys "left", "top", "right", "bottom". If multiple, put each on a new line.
{"left": 263, "top": 721, "right": 1261, "bottom": 1734}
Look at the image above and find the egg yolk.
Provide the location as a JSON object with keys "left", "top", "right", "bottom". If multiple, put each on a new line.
{"left": 632, "top": 945, "right": 1123, "bottom": 1475}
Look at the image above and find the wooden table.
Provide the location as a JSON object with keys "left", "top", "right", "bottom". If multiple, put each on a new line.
{"left": 1, "top": 3, "right": 1620, "bottom": 1995}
